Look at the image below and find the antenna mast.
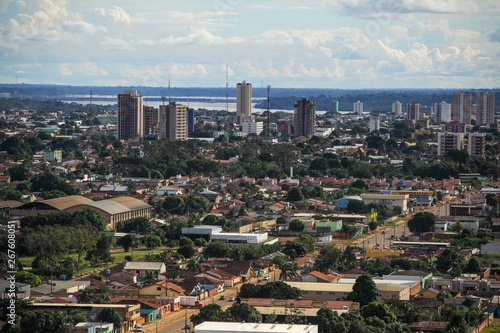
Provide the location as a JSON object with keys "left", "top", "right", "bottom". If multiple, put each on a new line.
{"left": 267, "top": 85, "right": 271, "bottom": 137}
{"left": 14, "top": 76, "right": 18, "bottom": 98}
{"left": 89, "top": 90, "right": 93, "bottom": 114}
{"left": 226, "top": 64, "right": 230, "bottom": 143}
{"left": 168, "top": 77, "right": 171, "bottom": 103}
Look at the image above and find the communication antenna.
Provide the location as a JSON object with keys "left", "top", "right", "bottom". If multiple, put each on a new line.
{"left": 89, "top": 90, "right": 93, "bottom": 114}
{"left": 226, "top": 64, "right": 230, "bottom": 143}
{"left": 267, "top": 85, "right": 271, "bottom": 137}
{"left": 14, "top": 76, "right": 18, "bottom": 98}
{"left": 168, "top": 77, "right": 171, "bottom": 103}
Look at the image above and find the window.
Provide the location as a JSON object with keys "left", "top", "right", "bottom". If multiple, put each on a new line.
{"left": 157, "top": 287, "right": 162, "bottom": 291}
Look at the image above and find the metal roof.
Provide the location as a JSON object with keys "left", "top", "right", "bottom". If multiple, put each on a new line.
{"left": 86, "top": 200, "right": 131, "bottom": 215}
{"left": 39, "top": 195, "right": 93, "bottom": 210}
{"left": 106, "top": 196, "right": 151, "bottom": 210}
{"left": 0, "top": 200, "right": 23, "bottom": 208}
{"left": 194, "top": 322, "right": 318, "bottom": 333}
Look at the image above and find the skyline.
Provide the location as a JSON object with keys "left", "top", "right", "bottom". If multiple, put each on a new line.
{"left": 0, "top": 1, "right": 499, "bottom": 89}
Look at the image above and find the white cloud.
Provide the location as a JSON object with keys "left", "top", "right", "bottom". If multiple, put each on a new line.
{"left": 93, "top": 6, "right": 130, "bottom": 25}
{"left": 59, "top": 61, "right": 108, "bottom": 76}
{"left": 162, "top": 29, "right": 243, "bottom": 45}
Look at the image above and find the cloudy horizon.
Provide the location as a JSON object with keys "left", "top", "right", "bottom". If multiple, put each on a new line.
{"left": 0, "top": 0, "right": 499, "bottom": 89}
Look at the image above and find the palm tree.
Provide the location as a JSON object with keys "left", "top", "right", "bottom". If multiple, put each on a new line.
{"left": 142, "top": 270, "right": 159, "bottom": 286}
{"left": 77, "top": 287, "right": 94, "bottom": 303}
{"left": 186, "top": 257, "right": 202, "bottom": 273}
{"left": 279, "top": 262, "right": 298, "bottom": 281}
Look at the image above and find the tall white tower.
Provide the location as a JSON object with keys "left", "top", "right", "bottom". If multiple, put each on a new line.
{"left": 353, "top": 100, "right": 363, "bottom": 115}
{"left": 392, "top": 100, "right": 402, "bottom": 116}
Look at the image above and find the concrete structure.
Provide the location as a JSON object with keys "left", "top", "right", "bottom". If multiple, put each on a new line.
{"left": 392, "top": 100, "right": 402, "bottom": 116}
{"left": 444, "top": 121, "right": 466, "bottom": 133}
{"left": 43, "top": 147, "right": 63, "bottom": 163}
{"left": 335, "top": 196, "right": 362, "bottom": 210}
{"left": 31, "top": 280, "right": 90, "bottom": 297}
{"left": 194, "top": 322, "right": 318, "bottom": 333}
{"left": 452, "top": 92, "right": 472, "bottom": 124}
{"left": 0, "top": 279, "right": 31, "bottom": 299}
{"left": 123, "top": 262, "right": 167, "bottom": 279}
{"left": 315, "top": 220, "right": 343, "bottom": 233}
{"left": 159, "top": 102, "right": 187, "bottom": 140}
{"left": 73, "top": 322, "right": 114, "bottom": 333}
{"left": 434, "top": 101, "right": 452, "bottom": 123}
{"left": 143, "top": 105, "right": 159, "bottom": 136}
{"left": 369, "top": 113, "right": 380, "bottom": 133}
{"left": 210, "top": 232, "right": 268, "bottom": 245}
{"left": 293, "top": 98, "right": 316, "bottom": 137}
{"left": 481, "top": 241, "right": 500, "bottom": 255}
{"left": 360, "top": 193, "right": 409, "bottom": 212}
{"left": 236, "top": 81, "right": 252, "bottom": 124}
{"left": 468, "top": 133, "right": 486, "bottom": 158}
{"left": 437, "top": 132, "right": 464, "bottom": 156}
{"left": 476, "top": 91, "right": 495, "bottom": 125}
{"left": 406, "top": 102, "right": 420, "bottom": 121}
{"left": 353, "top": 100, "right": 363, "bottom": 115}
{"left": 241, "top": 118, "right": 263, "bottom": 135}
{"left": 117, "top": 90, "right": 144, "bottom": 140}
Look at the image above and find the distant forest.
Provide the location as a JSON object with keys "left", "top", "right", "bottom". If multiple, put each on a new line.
{"left": 0, "top": 83, "right": 498, "bottom": 113}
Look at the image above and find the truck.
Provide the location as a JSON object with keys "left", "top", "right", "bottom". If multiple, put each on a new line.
{"left": 179, "top": 296, "right": 204, "bottom": 308}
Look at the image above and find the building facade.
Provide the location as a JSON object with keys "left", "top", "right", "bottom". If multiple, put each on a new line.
{"left": 241, "top": 118, "right": 263, "bottom": 135}
{"left": 369, "top": 113, "right": 380, "bottom": 133}
{"left": 452, "top": 92, "right": 472, "bottom": 124}
{"left": 159, "top": 102, "right": 187, "bottom": 140}
{"left": 476, "top": 92, "right": 495, "bottom": 125}
{"left": 467, "top": 133, "right": 486, "bottom": 158}
{"left": 293, "top": 98, "right": 316, "bottom": 137}
{"left": 353, "top": 100, "right": 363, "bottom": 115}
{"left": 236, "top": 81, "right": 252, "bottom": 124}
{"left": 392, "top": 100, "right": 402, "bottom": 116}
{"left": 437, "top": 132, "right": 464, "bottom": 156}
{"left": 117, "top": 90, "right": 144, "bottom": 140}
{"left": 143, "top": 105, "right": 159, "bottom": 136}
{"left": 434, "top": 101, "right": 452, "bottom": 123}
{"left": 406, "top": 102, "right": 420, "bottom": 121}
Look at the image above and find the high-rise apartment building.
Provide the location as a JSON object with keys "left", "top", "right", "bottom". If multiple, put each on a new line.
{"left": 452, "top": 92, "right": 472, "bottom": 124}
{"left": 332, "top": 100, "right": 339, "bottom": 113}
{"left": 392, "top": 100, "right": 402, "bottom": 116}
{"left": 117, "top": 90, "right": 144, "bottom": 140}
{"left": 159, "top": 102, "right": 187, "bottom": 140}
{"left": 369, "top": 113, "right": 380, "bottom": 133}
{"left": 434, "top": 101, "right": 452, "bottom": 123}
{"left": 467, "top": 133, "right": 486, "bottom": 158}
{"left": 406, "top": 103, "right": 420, "bottom": 121}
{"left": 187, "top": 108, "right": 195, "bottom": 136}
{"left": 293, "top": 98, "right": 316, "bottom": 137}
{"left": 353, "top": 100, "right": 363, "bottom": 115}
{"left": 236, "top": 81, "right": 252, "bottom": 124}
{"left": 241, "top": 118, "right": 263, "bottom": 135}
{"left": 143, "top": 105, "right": 159, "bottom": 136}
{"left": 476, "top": 92, "right": 495, "bottom": 125}
{"left": 437, "top": 132, "right": 464, "bottom": 156}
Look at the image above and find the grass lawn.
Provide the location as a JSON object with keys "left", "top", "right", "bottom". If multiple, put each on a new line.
{"left": 482, "top": 319, "right": 500, "bottom": 333}
{"left": 18, "top": 247, "right": 169, "bottom": 273}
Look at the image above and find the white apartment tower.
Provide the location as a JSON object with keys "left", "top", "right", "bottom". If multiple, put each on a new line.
{"left": 159, "top": 102, "right": 187, "bottom": 140}
{"left": 353, "top": 100, "right": 363, "bottom": 115}
{"left": 434, "top": 101, "right": 452, "bottom": 123}
{"left": 392, "top": 100, "right": 402, "bottom": 116}
{"left": 117, "top": 90, "right": 144, "bottom": 140}
{"left": 241, "top": 118, "right": 263, "bottom": 135}
{"left": 437, "top": 132, "right": 464, "bottom": 156}
{"left": 236, "top": 81, "right": 252, "bottom": 124}
{"left": 476, "top": 92, "right": 495, "bottom": 125}
{"left": 369, "top": 113, "right": 380, "bottom": 133}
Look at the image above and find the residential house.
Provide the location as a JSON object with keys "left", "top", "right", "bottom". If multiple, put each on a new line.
{"left": 123, "top": 262, "right": 167, "bottom": 279}
{"left": 31, "top": 280, "right": 90, "bottom": 297}
{"left": 169, "top": 174, "right": 190, "bottom": 186}
{"left": 157, "top": 185, "right": 183, "bottom": 196}
{"left": 110, "top": 298, "right": 172, "bottom": 322}
{"left": 300, "top": 271, "right": 341, "bottom": 283}
{"left": 139, "top": 281, "right": 185, "bottom": 298}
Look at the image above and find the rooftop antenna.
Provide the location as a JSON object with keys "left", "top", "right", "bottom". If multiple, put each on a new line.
{"left": 14, "top": 76, "right": 18, "bottom": 98}
{"left": 267, "top": 85, "right": 271, "bottom": 137}
{"left": 168, "top": 77, "right": 171, "bottom": 103}
{"left": 89, "top": 90, "right": 93, "bottom": 114}
{"left": 226, "top": 64, "right": 230, "bottom": 143}
{"left": 161, "top": 96, "right": 166, "bottom": 106}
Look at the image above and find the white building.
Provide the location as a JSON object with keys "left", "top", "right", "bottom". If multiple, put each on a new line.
{"left": 434, "top": 101, "right": 452, "bottom": 123}
{"left": 369, "top": 113, "right": 380, "bottom": 133}
{"left": 241, "top": 118, "right": 263, "bottom": 135}
{"left": 353, "top": 100, "right": 363, "bottom": 115}
{"left": 195, "top": 322, "right": 318, "bottom": 333}
{"left": 182, "top": 225, "right": 268, "bottom": 245}
{"left": 392, "top": 100, "right": 402, "bottom": 116}
{"left": 360, "top": 193, "right": 409, "bottom": 212}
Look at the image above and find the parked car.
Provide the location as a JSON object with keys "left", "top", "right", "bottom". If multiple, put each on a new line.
{"left": 228, "top": 296, "right": 235, "bottom": 302}
{"left": 136, "top": 324, "right": 143, "bottom": 332}
{"left": 219, "top": 295, "right": 226, "bottom": 300}
{"left": 263, "top": 275, "right": 271, "bottom": 280}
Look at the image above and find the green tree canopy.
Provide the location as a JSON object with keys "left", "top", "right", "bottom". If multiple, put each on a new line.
{"left": 347, "top": 275, "right": 380, "bottom": 307}
{"left": 407, "top": 212, "right": 436, "bottom": 233}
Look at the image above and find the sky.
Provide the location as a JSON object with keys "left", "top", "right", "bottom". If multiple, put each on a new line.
{"left": 0, "top": 0, "right": 499, "bottom": 89}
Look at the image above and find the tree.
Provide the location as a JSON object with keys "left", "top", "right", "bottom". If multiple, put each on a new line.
{"left": 436, "top": 248, "right": 466, "bottom": 274}
{"left": 314, "top": 308, "right": 348, "bottom": 333}
{"left": 360, "top": 302, "right": 397, "bottom": 323}
{"left": 190, "top": 304, "right": 233, "bottom": 326}
{"left": 407, "top": 212, "right": 436, "bottom": 233}
{"left": 142, "top": 270, "right": 158, "bottom": 286}
{"left": 351, "top": 179, "right": 370, "bottom": 191}
{"left": 179, "top": 236, "right": 195, "bottom": 247}
{"left": 227, "top": 303, "right": 262, "bottom": 323}
{"left": 116, "top": 234, "right": 135, "bottom": 252}
{"left": 98, "top": 307, "right": 123, "bottom": 333}
{"left": 194, "top": 238, "right": 207, "bottom": 247}
{"left": 19, "top": 310, "right": 74, "bottom": 333}
{"left": 313, "top": 246, "right": 342, "bottom": 273}
{"left": 15, "top": 271, "right": 42, "bottom": 287}
{"left": 276, "top": 217, "right": 287, "bottom": 224}
{"left": 186, "top": 257, "right": 202, "bottom": 273}
{"left": 279, "top": 261, "right": 298, "bottom": 281}
{"left": 239, "top": 281, "right": 302, "bottom": 300}
{"left": 347, "top": 275, "right": 380, "bottom": 307}
{"left": 368, "top": 221, "right": 378, "bottom": 233}
{"left": 464, "top": 257, "right": 481, "bottom": 274}
{"left": 143, "top": 234, "right": 161, "bottom": 250}
{"left": 347, "top": 200, "right": 367, "bottom": 214}
{"left": 77, "top": 287, "right": 94, "bottom": 303}
{"left": 177, "top": 244, "right": 195, "bottom": 259}
{"left": 289, "top": 219, "right": 305, "bottom": 232}
{"left": 287, "top": 187, "right": 304, "bottom": 202}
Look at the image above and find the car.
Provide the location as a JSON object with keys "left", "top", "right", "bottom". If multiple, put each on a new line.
{"left": 135, "top": 324, "right": 143, "bottom": 332}
{"left": 228, "top": 296, "right": 235, "bottom": 302}
{"left": 219, "top": 295, "right": 226, "bottom": 300}
{"left": 263, "top": 275, "right": 271, "bottom": 281}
